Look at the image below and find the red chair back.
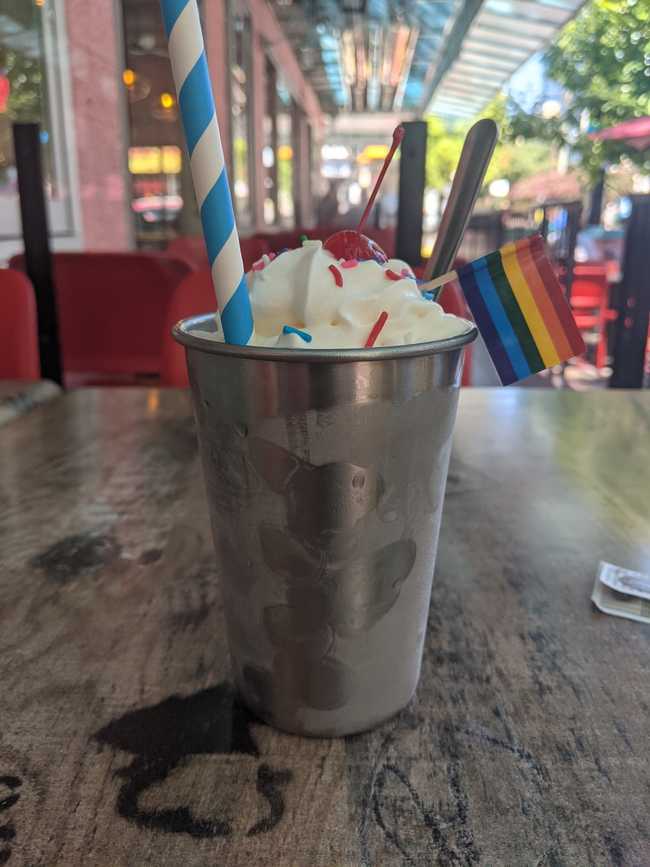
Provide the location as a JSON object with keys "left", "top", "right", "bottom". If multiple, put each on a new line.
{"left": 365, "top": 227, "right": 396, "bottom": 258}
{"left": 570, "top": 264, "right": 609, "bottom": 308}
{"left": 438, "top": 279, "right": 473, "bottom": 386}
{"left": 167, "top": 235, "right": 271, "bottom": 271}
{"left": 10, "top": 252, "right": 191, "bottom": 383}
{"left": 0, "top": 269, "right": 40, "bottom": 380}
{"left": 257, "top": 230, "right": 304, "bottom": 254}
{"left": 166, "top": 236, "right": 206, "bottom": 270}
{"left": 160, "top": 269, "right": 216, "bottom": 387}
{"left": 239, "top": 236, "right": 271, "bottom": 269}
{"left": 260, "top": 227, "right": 398, "bottom": 259}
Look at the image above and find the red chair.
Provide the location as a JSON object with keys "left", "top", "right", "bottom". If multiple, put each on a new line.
{"left": 166, "top": 236, "right": 206, "bottom": 270}
{"left": 365, "top": 227, "right": 396, "bottom": 258}
{"left": 160, "top": 269, "right": 216, "bottom": 387}
{"left": 569, "top": 263, "right": 617, "bottom": 369}
{"left": 260, "top": 227, "right": 398, "bottom": 259}
{"left": 411, "top": 258, "right": 472, "bottom": 385}
{"left": 438, "top": 279, "right": 473, "bottom": 387}
{"left": 10, "top": 252, "right": 192, "bottom": 386}
{"left": 257, "top": 230, "right": 304, "bottom": 254}
{"left": 0, "top": 269, "right": 40, "bottom": 380}
{"left": 167, "top": 235, "right": 271, "bottom": 271}
{"left": 240, "top": 237, "right": 271, "bottom": 269}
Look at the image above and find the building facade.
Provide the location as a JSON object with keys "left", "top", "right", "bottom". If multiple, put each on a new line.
{"left": 0, "top": 0, "right": 323, "bottom": 261}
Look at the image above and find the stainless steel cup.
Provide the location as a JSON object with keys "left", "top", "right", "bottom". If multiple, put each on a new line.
{"left": 174, "top": 315, "right": 477, "bottom": 736}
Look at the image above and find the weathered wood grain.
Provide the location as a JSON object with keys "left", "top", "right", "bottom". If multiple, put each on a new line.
{"left": 0, "top": 388, "right": 648, "bottom": 866}
{"left": 0, "top": 380, "right": 61, "bottom": 428}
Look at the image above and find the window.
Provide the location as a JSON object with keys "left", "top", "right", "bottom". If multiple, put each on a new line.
{"left": 263, "top": 57, "right": 278, "bottom": 226}
{"left": 276, "top": 78, "right": 294, "bottom": 227}
{"left": 0, "top": 0, "right": 78, "bottom": 245}
{"left": 230, "top": 10, "right": 253, "bottom": 229}
{"left": 121, "top": 0, "right": 189, "bottom": 246}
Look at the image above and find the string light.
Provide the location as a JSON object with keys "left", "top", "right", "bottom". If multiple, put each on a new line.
{"left": 160, "top": 92, "right": 175, "bottom": 110}
{"left": 122, "top": 69, "right": 136, "bottom": 88}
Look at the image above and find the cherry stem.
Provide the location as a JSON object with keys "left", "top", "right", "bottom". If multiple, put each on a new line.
{"left": 357, "top": 125, "right": 405, "bottom": 234}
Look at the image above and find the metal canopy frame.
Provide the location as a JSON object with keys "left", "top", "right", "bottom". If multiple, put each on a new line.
{"left": 427, "top": 0, "right": 586, "bottom": 117}
{"left": 267, "top": 0, "right": 586, "bottom": 118}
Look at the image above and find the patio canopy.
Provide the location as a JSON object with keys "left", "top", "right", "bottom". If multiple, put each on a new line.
{"left": 269, "top": 0, "right": 587, "bottom": 117}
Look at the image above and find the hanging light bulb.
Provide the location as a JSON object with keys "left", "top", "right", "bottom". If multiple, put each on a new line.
{"left": 160, "top": 92, "right": 176, "bottom": 110}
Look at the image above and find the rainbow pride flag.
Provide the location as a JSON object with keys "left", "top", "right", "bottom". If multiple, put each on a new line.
{"left": 450, "top": 235, "right": 585, "bottom": 385}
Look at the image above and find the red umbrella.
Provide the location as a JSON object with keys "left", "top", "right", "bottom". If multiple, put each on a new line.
{"left": 0, "top": 75, "right": 10, "bottom": 113}
{"left": 588, "top": 116, "right": 650, "bottom": 151}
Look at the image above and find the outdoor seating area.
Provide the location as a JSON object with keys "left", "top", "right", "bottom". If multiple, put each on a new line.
{"left": 1, "top": 219, "right": 643, "bottom": 389}
{"left": 2, "top": 225, "right": 397, "bottom": 387}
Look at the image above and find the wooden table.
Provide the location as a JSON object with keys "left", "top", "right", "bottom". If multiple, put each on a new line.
{"left": 1, "top": 389, "right": 648, "bottom": 866}
{"left": 0, "top": 380, "right": 61, "bottom": 427}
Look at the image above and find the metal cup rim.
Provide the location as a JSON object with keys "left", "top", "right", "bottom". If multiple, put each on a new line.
{"left": 173, "top": 313, "right": 478, "bottom": 364}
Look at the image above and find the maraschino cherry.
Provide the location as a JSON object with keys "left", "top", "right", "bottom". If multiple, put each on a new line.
{"left": 323, "top": 229, "right": 388, "bottom": 263}
{"left": 323, "top": 125, "right": 405, "bottom": 263}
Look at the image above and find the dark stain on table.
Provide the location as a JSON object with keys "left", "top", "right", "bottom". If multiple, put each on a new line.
{"left": 95, "top": 682, "right": 292, "bottom": 839}
{"left": 0, "top": 776, "right": 22, "bottom": 865}
{"left": 29, "top": 531, "right": 121, "bottom": 583}
{"left": 139, "top": 548, "right": 163, "bottom": 565}
{"left": 248, "top": 765, "right": 293, "bottom": 836}
{"left": 603, "top": 830, "right": 626, "bottom": 867}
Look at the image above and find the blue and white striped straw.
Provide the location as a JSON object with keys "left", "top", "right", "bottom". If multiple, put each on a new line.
{"left": 160, "top": 0, "right": 253, "bottom": 344}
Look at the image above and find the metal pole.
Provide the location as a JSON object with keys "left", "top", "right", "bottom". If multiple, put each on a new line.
{"left": 396, "top": 120, "right": 427, "bottom": 267}
{"left": 12, "top": 122, "right": 63, "bottom": 385}
{"left": 610, "top": 194, "right": 650, "bottom": 388}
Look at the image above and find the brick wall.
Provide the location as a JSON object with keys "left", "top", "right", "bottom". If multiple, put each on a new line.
{"left": 64, "top": 0, "right": 132, "bottom": 250}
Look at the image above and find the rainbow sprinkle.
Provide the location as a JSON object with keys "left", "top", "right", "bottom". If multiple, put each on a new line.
{"left": 365, "top": 311, "right": 389, "bottom": 348}
{"left": 282, "top": 325, "right": 312, "bottom": 343}
{"left": 341, "top": 259, "right": 359, "bottom": 269}
{"left": 385, "top": 269, "right": 401, "bottom": 281}
{"left": 328, "top": 264, "right": 343, "bottom": 287}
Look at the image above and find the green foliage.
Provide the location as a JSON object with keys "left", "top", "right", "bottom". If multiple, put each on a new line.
{"left": 425, "top": 116, "right": 465, "bottom": 191}
{"left": 0, "top": 47, "right": 44, "bottom": 180}
{"left": 277, "top": 151, "right": 293, "bottom": 195}
{"left": 425, "top": 98, "right": 554, "bottom": 195}
{"left": 507, "top": 0, "right": 650, "bottom": 179}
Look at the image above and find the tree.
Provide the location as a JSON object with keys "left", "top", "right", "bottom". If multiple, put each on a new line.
{"left": 425, "top": 116, "right": 465, "bottom": 192}
{"left": 0, "top": 48, "right": 43, "bottom": 183}
{"left": 506, "top": 0, "right": 650, "bottom": 180}
{"left": 425, "top": 99, "right": 554, "bottom": 198}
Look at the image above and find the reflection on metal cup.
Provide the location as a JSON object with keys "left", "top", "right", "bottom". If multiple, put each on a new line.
{"left": 174, "top": 315, "right": 477, "bottom": 736}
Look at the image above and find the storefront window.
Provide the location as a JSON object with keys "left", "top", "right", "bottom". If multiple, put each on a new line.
{"left": 230, "top": 10, "right": 253, "bottom": 229}
{"left": 263, "top": 58, "right": 278, "bottom": 226}
{"left": 121, "top": 0, "right": 196, "bottom": 246}
{"left": 0, "top": 0, "right": 77, "bottom": 248}
{"left": 276, "top": 78, "right": 294, "bottom": 227}
{"left": 262, "top": 62, "right": 296, "bottom": 229}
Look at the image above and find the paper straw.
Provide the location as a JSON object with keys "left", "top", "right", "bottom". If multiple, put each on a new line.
{"left": 160, "top": 0, "right": 253, "bottom": 344}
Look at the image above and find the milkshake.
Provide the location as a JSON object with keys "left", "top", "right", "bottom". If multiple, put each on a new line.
{"left": 175, "top": 234, "right": 476, "bottom": 736}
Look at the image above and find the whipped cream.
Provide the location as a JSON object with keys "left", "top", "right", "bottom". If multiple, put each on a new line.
{"left": 199, "top": 240, "right": 472, "bottom": 349}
